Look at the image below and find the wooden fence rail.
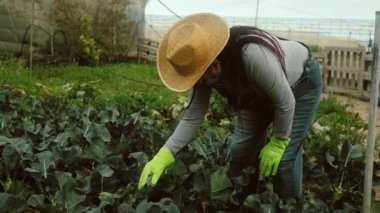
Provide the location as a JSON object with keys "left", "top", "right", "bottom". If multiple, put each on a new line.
{"left": 137, "top": 38, "right": 159, "bottom": 63}
{"left": 320, "top": 46, "right": 374, "bottom": 100}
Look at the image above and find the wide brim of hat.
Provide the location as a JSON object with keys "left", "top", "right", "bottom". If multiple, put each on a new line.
{"left": 157, "top": 13, "right": 230, "bottom": 92}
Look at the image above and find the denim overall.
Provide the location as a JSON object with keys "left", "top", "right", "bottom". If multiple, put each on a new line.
{"left": 227, "top": 54, "right": 323, "bottom": 200}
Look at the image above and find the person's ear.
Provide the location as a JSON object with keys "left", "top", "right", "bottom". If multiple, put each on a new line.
{"left": 213, "top": 59, "right": 221, "bottom": 73}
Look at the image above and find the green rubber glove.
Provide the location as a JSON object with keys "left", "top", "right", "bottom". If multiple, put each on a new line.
{"left": 138, "top": 146, "right": 175, "bottom": 189}
{"left": 259, "top": 136, "right": 290, "bottom": 177}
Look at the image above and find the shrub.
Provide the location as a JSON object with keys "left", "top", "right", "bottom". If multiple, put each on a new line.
{"left": 49, "top": 0, "right": 135, "bottom": 63}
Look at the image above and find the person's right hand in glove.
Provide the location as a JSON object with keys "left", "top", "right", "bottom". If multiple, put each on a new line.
{"left": 138, "top": 146, "right": 175, "bottom": 189}
{"left": 259, "top": 136, "right": 290, "bottom": 177}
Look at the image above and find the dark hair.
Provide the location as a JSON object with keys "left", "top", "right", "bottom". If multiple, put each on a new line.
{"left": 217, "top": 26, "right": 286, "bottom": 109}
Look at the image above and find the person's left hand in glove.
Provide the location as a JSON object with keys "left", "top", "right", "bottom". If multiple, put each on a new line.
{"left": 259, "top": 136, "right": 290, "bottom": 177}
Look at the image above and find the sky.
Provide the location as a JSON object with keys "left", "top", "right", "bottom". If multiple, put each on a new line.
{"left": 145, "top": 0, "right": 380, "bottom": 20}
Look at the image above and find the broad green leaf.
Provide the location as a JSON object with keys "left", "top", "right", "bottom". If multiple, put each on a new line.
{"left": 192, "top": 174, "right": 208, "bottom": 192}
{"left": 340, "top": 202, "right": 355, "bottom": 211}
{"left": 83, "top": 122, "right": 95, "bottom": 143}
{"left": 190, "top": 140, "right": 209, "bottom": 160}
{"left": 24, "top": 167, "right": 39, "bottom": 173}
{"left": 98, "top": 107, "right": 120, "bottom": 123}
{"left": 28, "top": 194, "right": 44, "bottom": 207}
{"left": 67, "top": 204, "right": 90, "bottom": 213}
{"left": 117, "top": 203, "right": 135, "bottom": 213}
{"left": 26, "top": 151, "right": 59, "bottom": 177}
{"left": 210, "top": 169, "right": 233, "bottom": 193}
{"left": 87, "top": 201, "right": 110, "bottom": 213}
{"left": 129, "top": 152, "right": 149, "bottom": 165}
{"left": 35, "top": 139, "right": 52, "bottom": 151}
{"left": 341, "top": 141, "right": 363, "bottom": 167}
{"left": 135, "top": 199, "right": 154, "bottom": 212}
{"left": 55, "top": 171, "right": 75, "bottom": 189}
{"left": 36, "top": 150, "right": 57, "bottom": 169}
{"left": 99, "top": 192, "right": 122, "bottom": 203}
{"left": 55, "top": 187, "right": 86, "bottom": 210}
{"left": 0, "top": 193, "right": 27, "bottom": 212}
{"left": 157, "top": 198, "right": 180, "bottom": 213}
{"left": 308, "top": 197, "right": 329, "bottom": 211}
{"left": 325, "top": 151, "right": 338, "bottom": 169}
{"left": 278, "top": 198, "right": 297, "bottom": 212}
{"left": 211, "top": 169, "right": 233, "bottom": 203}
{"left": 10, "top": 137, "right": 32, "bottom": 155}
{"left": 135, "top": 198, "right": 179, "bottom": 213}
{"left": 81, "top": 116, "right": 92, "bottom": 127}
{"left": 243, "top": 194, "right": 261, "bottom": 210}
{"left": 109, "top": 107, "right": 120, "bottom": 123}
{"left": 260, "top": 204, "right": 275, "bottom": 212}
{"left": 54, "top": 132, "right": 72, "bottom": 147}
{"left": 65, "top": 145, "right": 83, "bottom": 163}
{"left": 41, "top": 121, "right": 54, "bottom": 138}
{"left": 204, "top": 129, "right": 220, "bottom": 152}
{"left": 171, "top": 159, "right": 188, "bottom": 176}
{"left": 0, "top": 113, "right": 8, "bottom": 128}
{"left": 348, "top": 144, "right": 362, "bottom": 161}
{"left": 96, "top": 164, "right": 114, "bottom": 177}
{"left": 189, "top": 162, "right": 203, "bottom": 173}
{"left": 127, "top": 112, "right": 141, "bottom": 125}
{"left": 106, "top": 155, "right": 128, "bottom": 170}
{"left": 98, "top": 110, "right": 111, "bottom": 123}
{"left": 75, "top": 176, "right": 91, "bottom": 194}
{"left": 0, "top": 135, "right": 11, "bottom": 146}
{"left": 212, "top": 189, "right": 232, "bottom": 203}
{"left": 94, "top": 123, "right": 111, "bottom": 142}
{"left": 82, "top": 140, "right": 111, "bottom": 163}
{"left": 83, "top": 105, "right": 96, "bottom": 118}
{"left": 24, "top": 120, "right": 42, "bottom": 134}
{"left": 2, "top": 146, "right": 18, "bottom": 169}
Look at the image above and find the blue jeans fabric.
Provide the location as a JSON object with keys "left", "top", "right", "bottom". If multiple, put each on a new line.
{"left": 227, "top": 58, "right": 323, "bottom": 199}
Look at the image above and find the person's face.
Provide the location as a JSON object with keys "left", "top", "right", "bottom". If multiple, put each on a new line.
{"left": 198, "top": 59, "right": 221, "bottom": 86}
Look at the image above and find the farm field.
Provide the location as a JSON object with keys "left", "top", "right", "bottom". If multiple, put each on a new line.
{"left": 1, "top": 60, "right": 380, "bottom": 212}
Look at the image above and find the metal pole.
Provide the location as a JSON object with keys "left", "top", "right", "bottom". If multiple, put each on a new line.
{"left": 29, "top": 0, "right": 35, "bottom": 72}
{"left": 363, "top": 11, "right": 380, "bottom": 213}
{"left": 254, "top": 0, "right": 259, "bottom": 27}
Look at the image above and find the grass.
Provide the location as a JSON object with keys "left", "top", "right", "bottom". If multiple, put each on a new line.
{"left": 0, "top": 58, "right": 186, "bottom": 110}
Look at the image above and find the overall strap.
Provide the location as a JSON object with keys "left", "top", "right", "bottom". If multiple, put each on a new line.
{"left": 233, "top": 28, "right": 288, "bottom": 78}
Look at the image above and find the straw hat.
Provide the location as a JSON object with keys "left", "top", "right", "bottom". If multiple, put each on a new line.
{"left": 157, "top": 13, "right": 230, "bottom": 92}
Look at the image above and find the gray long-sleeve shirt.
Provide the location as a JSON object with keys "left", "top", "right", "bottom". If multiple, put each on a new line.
{"left": 165, "top": 39, "right": 309, "bottom": 155}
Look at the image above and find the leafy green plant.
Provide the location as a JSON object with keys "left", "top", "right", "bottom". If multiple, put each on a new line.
{"left": 309, "top": 45, "right": 322, "bottom": 53}
{"left": 242, "top": 183, "right": 280, "bottom": 212}
{"left": 79, "top": 17, "right": 102, "bottom": 65}
{"left": 303, "top": 95, "right": 366, "bottom": 210}
{"left": 0, "top": 85, "right": 368, "bottom": 212}
{"left": 0, "top": 86, "right": 146, "bottom": 211}
{"left": 49, "top": 0, "right": 134, "bottom": 63}
{"left": 0, "top": 60, "right": 181, "bottom": 112}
